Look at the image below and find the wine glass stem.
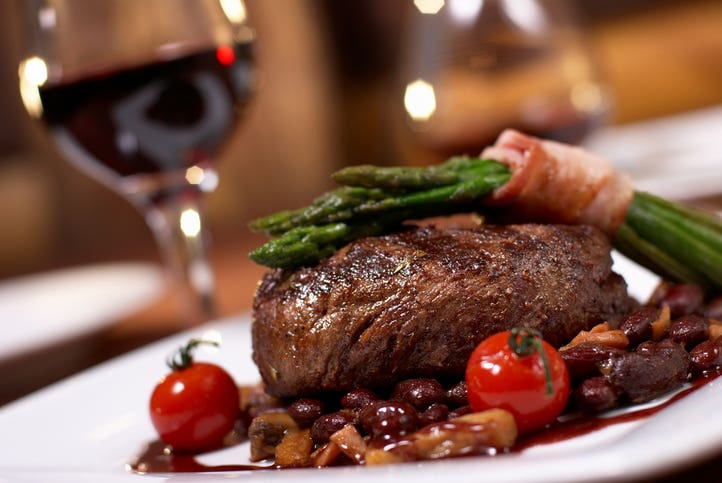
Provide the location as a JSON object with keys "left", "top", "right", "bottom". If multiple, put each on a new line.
{"left": 141, "top": 188, "right": 217, "bottom": 326}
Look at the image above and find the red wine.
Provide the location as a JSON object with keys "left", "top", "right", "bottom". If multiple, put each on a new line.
{"left": 39, "top": 43, "right": 253, "bottom": 180}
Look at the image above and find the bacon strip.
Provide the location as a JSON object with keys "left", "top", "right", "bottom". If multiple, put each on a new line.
{"left": 481, "top": 129, "right": 634, "bottom": 236}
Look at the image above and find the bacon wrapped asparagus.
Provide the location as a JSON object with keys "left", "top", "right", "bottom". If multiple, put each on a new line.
{"left": 249, "top": 130, "right": 722, "bottom": 292}
{"left": 479, "top": 129, "right": 634, "bottom": 237}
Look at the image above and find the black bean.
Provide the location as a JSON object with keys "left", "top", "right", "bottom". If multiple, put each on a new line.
{"left": 310, "top": 411, "right": 355, "bottom": 444}
{"left": 419, "top": 403, "right": 449, "bottom": 426}
{"left": 359, "top": 401, "right": 419, "bottom": 440}
{"left": 635, "top": 340, "right": 657, "bottom": 353}
{"left": 391, "top": 378, "right": 446, "bottom": 410}
{"left": 573, "top": 376, "right": 620, "bottom": 413}
{"left": 619, "top": 307, "right": 657, "bottom": 347}
{"left": 448, "top": 405, "right": 473, "bottom": 419}
{"left": 560, "top": 343, "right": 624, "bottom": 382}
{"left": 690, "top": 338, "right": 722, "bottom": 374}
{"left": 288, "top": 398, "right": 325, "bottom": 428}
{"left": 606, "top": 340, "right": 691, "bottom": 403}
{"left": 341, "top": 388, "right": 379, "bottom": 410}
{"left": 445, "top": 381, "right": 468, "bottom": 407}
{"left": 658, "top": 284, "right": 704, "bottom": 318}
{"left": 668, "top": 315, "right": 709, "bottom": 348}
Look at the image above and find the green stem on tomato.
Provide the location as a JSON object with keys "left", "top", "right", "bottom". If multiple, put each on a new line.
{"left": 167, "top": 339, "right": 219, "bottom": 371}
{"left": 508, "top": 327, "right": 554, "bottom": 396}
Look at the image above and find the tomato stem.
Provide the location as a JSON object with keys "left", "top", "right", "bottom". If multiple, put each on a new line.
{"left": 167, "top": 338, "right": 220, "bottom": 371}
{"left": 508, "top": 328, "right": 553, "bottom": 396}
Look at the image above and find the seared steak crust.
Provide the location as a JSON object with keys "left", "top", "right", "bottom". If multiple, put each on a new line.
{"left": 252, "top": 224, "right": 633, "bottom": 398}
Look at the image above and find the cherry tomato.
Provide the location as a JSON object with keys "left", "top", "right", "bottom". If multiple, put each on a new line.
{"left": 149, "top": 339, "right": 239, "bottom": 452}
{"left": 465, "top": 328, "right": 570, "bottom": 433}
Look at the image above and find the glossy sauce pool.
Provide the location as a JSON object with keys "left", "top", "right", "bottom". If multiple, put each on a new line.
{"left": 128, "top": 371, "right": 720, "bottom": 474}
{"left": 514, "top": 370, "right": 718, "bottom": 451}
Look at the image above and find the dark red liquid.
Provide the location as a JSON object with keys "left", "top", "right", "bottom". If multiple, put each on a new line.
{"left": 39, "top": 43, "right": 253, "bottom": 179}
{"left": 515, "top": 370, "right": 720, "bottom": 451}
{"left": 128, "top": 371, "right": 721, "bottom": 474}
{"left": 129, "top": 440, "right": 269, "bottom": 474}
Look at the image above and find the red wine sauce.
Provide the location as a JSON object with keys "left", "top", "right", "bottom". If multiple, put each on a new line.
{"left": 128, "top": 439, "right": 272, "bottom": 473}
{"left": 128, "top": 371, "right": 720, "bottom": 474}
{"left": 516, "top": 370, "right": 721, "bottom": 451}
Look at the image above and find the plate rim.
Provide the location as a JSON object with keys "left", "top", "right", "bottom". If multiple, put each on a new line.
{"left": 0, "top": 261, "right": 165, "bottom": 362}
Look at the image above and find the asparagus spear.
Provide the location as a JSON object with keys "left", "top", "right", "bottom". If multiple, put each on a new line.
{"left": 249, "top": 157, "right": 511, "bottom": 267}
{"left": 332, "top": 156, "right": 510, "bottom": 189}
{"left": 250, "top": 158, "right": 722, "bottom": 295}
{"left": 249, "top": 223, "right": 381, "bottom": 270}
{"left": 615, "top": 192, "right": 722, "bottom": 290}
{"left": 249, "top": 157, "right": 509, "bottom": 236}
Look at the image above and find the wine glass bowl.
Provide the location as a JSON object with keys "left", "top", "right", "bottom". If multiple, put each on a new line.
{"left": 398, "top": 0, "right": 610, "bottom": 163}
{"left": 18, "top": 0, "right": 255, "bottom": 324}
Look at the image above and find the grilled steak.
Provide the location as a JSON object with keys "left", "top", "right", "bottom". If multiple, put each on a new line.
{"left": 252, "top": 224, "right": 634, "bottom": 398}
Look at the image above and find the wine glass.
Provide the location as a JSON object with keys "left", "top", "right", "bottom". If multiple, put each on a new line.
{"left": 17, "top": 0, "right": 255, "bottom": 325}
{"left": 396, "top": 0, "right": 610, "bottom": 165}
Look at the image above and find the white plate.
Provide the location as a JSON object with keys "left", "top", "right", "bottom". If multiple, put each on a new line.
{"left": 1, "top": 254, "right": 721, "bottom": 483}
{"left": 0, "top": 262, "right": 165, "bottom": 362}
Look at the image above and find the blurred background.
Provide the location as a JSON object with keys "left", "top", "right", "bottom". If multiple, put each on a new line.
{"left": 2, "top": 0, "right": 722, "bottom": 284}
{"left": 1, "top": 0, "right": 722, "bottom": 405}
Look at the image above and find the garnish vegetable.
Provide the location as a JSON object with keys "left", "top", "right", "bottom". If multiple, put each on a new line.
{"left": 465, "top": 328, "right": 570, "bottom": 433}
{"left": 149, "top": 339, "right": 239, "bottom": 452}
{"left": 249, "top": 156, "right": 511, "bottom": 269}
{"left": 249, "top": 131, "right": 722, "bottom": 294}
